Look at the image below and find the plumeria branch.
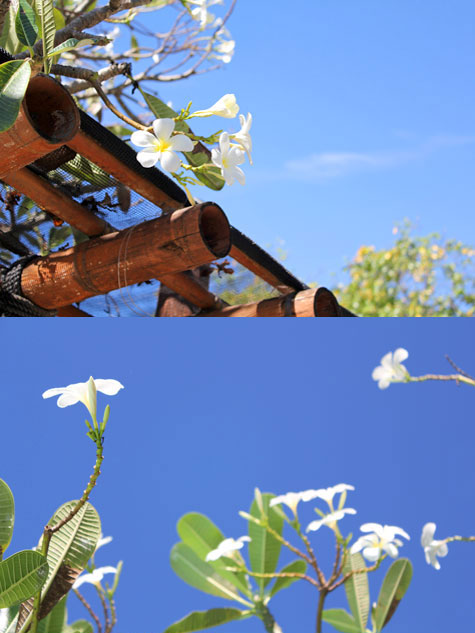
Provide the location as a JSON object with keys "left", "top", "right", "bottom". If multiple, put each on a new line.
{"left": 328, "top": 555, "right": 385, "bottom": 592}
{"left": 225, "top": 566, "right": 321, "bottom": 589}
{"left": 74, "top": 588, "right": 103, "bottom": 633}
{"left": 408, "top": 373, "right": 475, "bottom": 387}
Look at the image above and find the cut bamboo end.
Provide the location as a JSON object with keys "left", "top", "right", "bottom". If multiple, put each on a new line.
{"left": 20, "top": 202, "right": 230, "bottom": 309}
{"left": 199, "top": 287, "right": 341, "bottom": 317}
{"left": 0, "top": 75, "right": 79, "bottom": 178}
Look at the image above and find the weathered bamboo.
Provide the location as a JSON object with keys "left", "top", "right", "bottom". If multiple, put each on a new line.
{"left": 0, "top": 75, "right": 79, "bottom": 178}
{"left": 2, "top": 168, "right": 108, "bottom": 236}
{"left": 68, "top": 128, "right": 184, "bottom": 214}
{"left": 20, "top": 203, "right": 230, "bottom": 308}
{"left": 56, "top": 305, "right": 92, "bottom": 317}
{"left": 158, "top": 271, "right": 227, "bottom": 310}
{"left": 198, "top": 287, "right": 341, "bottom": 317}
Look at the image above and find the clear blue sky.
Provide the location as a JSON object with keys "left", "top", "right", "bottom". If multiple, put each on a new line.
{"left": 141, "top": 0, "right": 475, "bottom": 285}
{"left": 1, "top": 319, "right": 474, "bottom": 633}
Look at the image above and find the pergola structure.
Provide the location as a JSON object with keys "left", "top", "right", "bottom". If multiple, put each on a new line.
{"left": 0, "top": 69, "right": 356, "bottom": 317}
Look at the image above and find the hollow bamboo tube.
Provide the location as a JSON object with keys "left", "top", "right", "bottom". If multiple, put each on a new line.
{"left": 20, "top": 203, "right": 230, "bottom": 309}
{"left": 2, "top": 168, "right": 107, "bottom": 236}
{"left": 56, "top": 305, "right": 92, "bottom": 317}
{"left": 68, "top": 129, "right": 183, "bottom": 214}
{"left": 0, "top": 75, "right": 79, "bottom": 178}
{"left": 199, "top": 287, "right": 341, "bottom": 317}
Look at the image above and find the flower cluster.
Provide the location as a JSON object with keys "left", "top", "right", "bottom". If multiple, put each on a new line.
{"left": 130, "top": 94, "right": 252, "bottom": 188}
{"left": 372, "top": 348, "right": 409, "bottom": 389}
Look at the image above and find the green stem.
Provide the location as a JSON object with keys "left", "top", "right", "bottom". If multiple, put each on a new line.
{"left": 446, "top": 535, "right": 475, "bottom": 543}
{"left": 255, "top": 602, "right": 281, "bottom": 633}
{"left": 30, "top": 439, "right": 104, "bottom": 633}
{"left": 316, "top": 589, "right": 328, "bottom": 633}
{"left": 409, "top": 374, "right": 475, "bottom": 387}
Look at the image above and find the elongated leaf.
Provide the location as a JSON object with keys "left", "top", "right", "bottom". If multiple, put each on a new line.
{"left": 46, "top": 38, "right": 94, "bottom": 57}
{"left": 163, "top": 608, "right": 247, "bottom": 633}
{"left": 343, "top": 553, "right": 369, "bottom": 633}
{"left": 37, "top": 597, "right": 66, "bottom": 633}
{"left": 0, "top": 5, "right": 25, "bottom": 55}
{"left": 15, "top": 0, "right": 38, "bottom": 48}
{"left": 34, "top": 0, "right": 56, "bottom": 72}
{"left": 170, "top": 544, "right": 247, "bottom": 605}
{"left": 373, "top": 559, "right": 412, "bottom": 631}
{"left": 64, "top": 620, "right": 93, "bottom": 633}
{"left": 140, "top": 91, "right": 225, "bottom": 190}
{"left": 268, "top": 559, "right": 306, "bottom": 598}
{"left": 0, "top": 480, "right": 14, "bottom": 557}
{"left": 0, "top": 60, "right": 31, "bottom": 133}
{"left": 0, "top": 551, "right": 48, "bottom": 608}
{"left": 322, "top": 609, "right": 362, "bottom": 633}
{"left": 248, "top": 493, "right": 283, "bottom": 595}
{"left": 0, "top": 605, "right": 19, "bottom": 633}
{"left": 16, "top": 501, "right": 100, "bottom": 633}
{"left": 176, "top": 514, "right": 250, "bottom": 595}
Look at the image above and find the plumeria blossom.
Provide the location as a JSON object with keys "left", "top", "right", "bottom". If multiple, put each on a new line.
{"left": 309, "top": 484, "right": 355, "bottom": 506}
{"left": 42, "top": 377, "right": 123, "bottom": 418}
{"left": 351, "top": 523, "right": 410, "bottom": 562}
{"left": 269, "top": 489, "right": 322, "bottom": 516}
{"left": 189, "top": 94, "right": 239, "bottom": 119}
{"left": 211, "top": 132, "right": 245, "bottom": 185}
{"left": 372, "top": 348, "right": 409, "bottom": 389}
{"left": 306, "top": 508, "right": 357, "bottom": 533}
{"left": 230, "top": 113, "right": 252, "bottom": 163}
{"left": 205, "top": 536, "right": 251, "bottom": 562}
{"left": 421, "top": 522, "right": 448, "bottom": 570}
{"left": 187, "top": 0, "right": 223, "bottom": 29}
{"left": 210, "top": 37, "right": 235, "bottom": 63}
{"left": 95, "top": 534, "right": 113, "bottom": 552}
{"left": 131, "top": 119, "right": 194, "bottom": 171}
{"left": 73, "top": 566, "right": 117, "bottom": 590}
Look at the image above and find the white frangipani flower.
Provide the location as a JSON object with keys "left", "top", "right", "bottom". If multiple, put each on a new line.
{"left": 230, "top": 113, "right": 252, "bottom": 163}
{"left": 189, "top": 94, "right": 239, "bottom": 119}
{"left": 211, "top": 132, "right": 245, "bottom": 185}
{"left": 130, "top": 119, "right": 194, "bottom": 171}
{"left": 205, "top": 536, "right": 251, "bottom": 562}
{"left": 269, "top": 489, "right": 322, "bottom": 516}
{"left": 351, "top": 523, "right": 410, "bottom": 562}
{"left": 306, "top": 508, "right": 357, "bottom": 533}
{"left": 421, "top": 523, "right": 448, "bottom": 570}
{"left": 73, "top": 566, "right": 117, "bottom": 590}
{"left": 104, "top": 26, "right": 120, "bottom": 54}
{"left": 210, "top": 38, "right": 235, "bottom": 63}
{"left": 372, "top": 348, "right": 409, "bottom": 389}
{"left": 308, "top": 484, "right": 355, "bottom": 506}
{"left": 188, "top": 0, "right": 223, "bottom": 29}
{"left": 95, "top": 534, "right": 113, "bottom": 552}
{"left": 42, "top": 377, "right": 123, "bottom": 418}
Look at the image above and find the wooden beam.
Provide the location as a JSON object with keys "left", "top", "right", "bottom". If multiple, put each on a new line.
{"left": 198, "top": 287, "right": 341, "bottom": 317}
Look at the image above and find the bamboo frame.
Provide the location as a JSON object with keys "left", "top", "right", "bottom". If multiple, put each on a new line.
{"left": 0, "top": 75, "right": 79, "bottom": 178}
{"left": 20, "top": 203, "right": 230, "bottom": 309}
{"left": 198, "top": 287, "right": 341, "bottom": 317}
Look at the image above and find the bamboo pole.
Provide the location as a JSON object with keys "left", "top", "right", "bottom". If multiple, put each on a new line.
{"left": 20, "top": 203, "right": 230, "bottom": 309}
{"left": 198, "top": 287, "right": 341, "bottom": 317}
{"left": 0, "top": 75, "right": 79, "bottom": 178}
{"left": 56, "top": 305, "right": 92, "bottom": 317}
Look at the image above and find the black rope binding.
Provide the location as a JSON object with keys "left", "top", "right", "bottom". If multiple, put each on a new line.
{"left": 0, "top": 257, "right": 57, "bottom": 317}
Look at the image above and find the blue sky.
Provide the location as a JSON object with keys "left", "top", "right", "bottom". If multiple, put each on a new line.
{"left": 1, "top": 320, "right": 474, "bottom": 633}
{"left": 139, "top": 0, "right": 475, "bottom": 285}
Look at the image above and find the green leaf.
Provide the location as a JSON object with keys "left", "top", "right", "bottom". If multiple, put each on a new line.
{"left": 0, "top": 605, "right": 19, "bottom": 633}
{"left": 373, "top": 559, "right": 412, "bottom": 631}
{"left": 322, "top": 609, "right": 362, "bottom": 633}
{"left": 64, "top": 619, "right": 93, "bottom": 633}
{"left": 268, "top": 559, "right": 306, "bottom": 598}
{"left": 34, "top": 0, "right": 56, "bottom": 73}
{"left": 139, "top": 91, "right": 225, "bottom": 191}
{"left": 48, "top": 225, "right": 71, "bottom": 251}
{"left": 0, "top": 480, "right": 14, "bottom": 557}
{"left": 0, "top": 551, "right": 48, "bottom": 608}
{"left": 177, "top": 513, "right": 250, "bottom": 595}
{"left": 0, "top": 4, "right": 25, "bottom": 55}
{"left": 37, "top": 596, "right": 66, "bottom": 633}
{"left": 15, "top": 0, "right": 38, "bottom": 49}
{"left": 343, "top": 553, "right": 369, "bottom": 633}
{"left": 46, "top": 38, "right": 95, "bottom": 57}
{"left": 62, "top": 154, "right": 112, "bottom": 190}
{"left": 163, "top": 608, "right": 248, "bottom": 633}
{"left": 16, "top": 501, "right": 101, "bottom": 633}
{"left": 170, "top": 543, "right": 248, "bottom": 605}
{"left": 0, "top": 60, "right": 31, "bottom": 133}
{"left": 248, "top": 492, "right": 283, "bottom": 595}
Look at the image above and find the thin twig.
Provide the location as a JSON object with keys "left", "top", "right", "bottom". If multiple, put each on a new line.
{"left": 445, "top": 355, "right": 475, "bottom": 381}
{"left": 74, "top": 589, "right": 103, "bottom": 633}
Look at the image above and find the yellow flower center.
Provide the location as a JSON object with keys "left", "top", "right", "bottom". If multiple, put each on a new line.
{"left": 154, "top": 138, "right": 171, "bottom": 153}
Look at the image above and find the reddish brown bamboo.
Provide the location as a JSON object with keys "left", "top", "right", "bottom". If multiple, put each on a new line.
{"left": 56, "top": 305, "right": 92, "bottom": 317}
{"left": 158, "top": 271, "right": 226, "bottom": 310}
{"left": 68, "top": 129, "right": 183, "bottom": 214}
{"left": 20, "top": 203, "right": 230, "bottom": 309}
{"left": 199, "top": 287, "right": 341, "bottom": 317}
{"left": 2, "top": 168, "right": 107, "bottom": 236}
{"left": 229, "top": 244, "right": 294, "bottom": 294}
{"left": 0, "top": 75, "right": 79, "bottom": 178}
